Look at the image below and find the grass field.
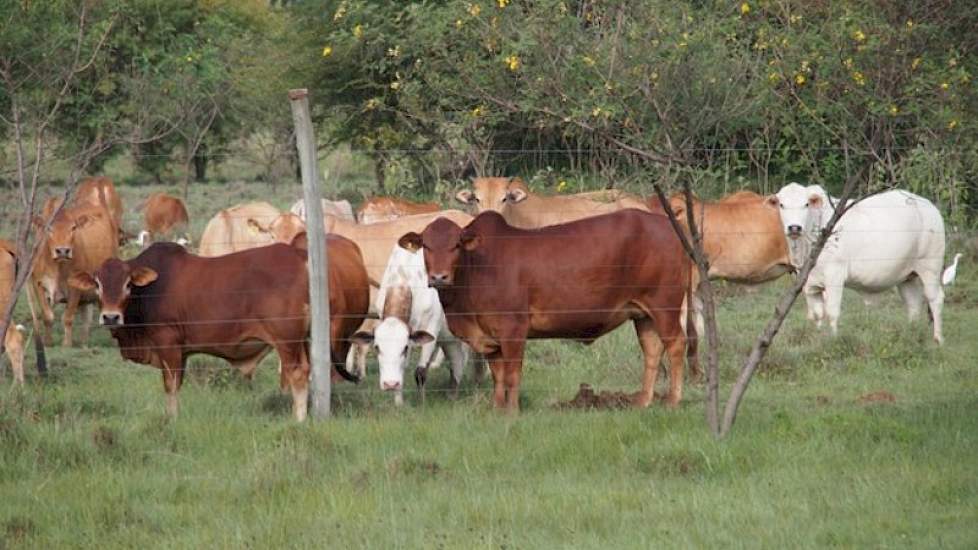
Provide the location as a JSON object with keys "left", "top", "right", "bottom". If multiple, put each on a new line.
{"left": 1, "top": 179, "right": 977, "bottom": 548}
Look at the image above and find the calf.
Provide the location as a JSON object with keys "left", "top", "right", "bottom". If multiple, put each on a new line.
{"left": 399, "top": 210, "right": 695, "bottom": 412}
{"left": 69, "top": 240, "right": 369, "bottom": 420}
{"left": 141, "top": 193, "right": 190, "bottom": 246}
{"left": 352, "top": 245, "right": 474, "bottom": 405}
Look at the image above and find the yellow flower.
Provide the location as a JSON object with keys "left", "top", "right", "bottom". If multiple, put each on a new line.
{"left": 911, "top": 57, "right": 921, "bottom": 70}
{"left": 468, "top": 3, "right": 481, "bottom": 16}
{"left": 455, "top": 19, "right": 464, "bottom": 28}
{"left": 591, "top": 107, "right": 602, "bottom": 117}
{"left": 497, "top": 0, "right": 509, "bottom": 7}
{"left": 582, "top": 55, "right": 595, "bottom": 67}
{"left": 364, "top": 98, "right": 380, "bottom": 111}
{"left": 852, "top": 29, "right": 866, "bottom": 42}
{"left": 948, "top": 119, "right": 958, "bottom": 130}
{"left": 322, "top": 46, "right": 333, "bottom": 57}
{"left": 556, "top": 180, "right": 568, "bottom": 192}
{"left": 888, "top": 104, "right": 898, "bottom": 115}
{"left": 852, "top": 71, "right": 865, "bottom": 86}
{"left": 906, "top": 19, "right": 914, "bottom": 29}
{"left": 768, "top": 71, "right": 780, "bottom": 82}
{"left": 789, "top": 14, "right": 801, "bottom": 24}
{"left": 471, "top": 105, "right": 485, "bottom": 117}
{"left": 387, "top": 46, "right": 400, "bottom": 58}
{"left": 353, "top": 24, "right": 363, "bottom": 39}
{"left": 390, "top": 80, "right": 400, "bottom": 90}
{"left": 333, "top": 3, "right": 347, "bottom": 21}
{"left": 794, "top": 74, "right": 806, "bottom": 86}
{"left": 843, "top": 57, "right": 854, "bottom": 69}
{"left": 505, "top": 54, "right": 521, "bottom": 71}
{"left": 940, "top": 82, "right": 949, "bottom": 90}
{"left": 185, "top": 55, "right": 193, "bottom": 62}
{"left": 948, "top": 58, "right": 957, "bottom": 67}
{"left": 740, "top": 2, "right": 750, "bottom": 15}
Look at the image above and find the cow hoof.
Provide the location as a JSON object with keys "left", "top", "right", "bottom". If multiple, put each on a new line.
{"left": 630, "top": 392, "right": 654, "bottom": 409}
{"left": 414, "top": 366, "right": 428, "bottom": 389}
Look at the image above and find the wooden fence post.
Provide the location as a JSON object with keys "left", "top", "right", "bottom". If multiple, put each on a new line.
{"left": 288, "top": 88, "right": 331, "bottom": 419}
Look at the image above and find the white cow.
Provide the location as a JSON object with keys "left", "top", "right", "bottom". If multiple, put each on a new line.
{"left": 352, "top": 244, "right": 474, "bottom": 405}
{"left": 289, "top": 198, "right": 356, "bottom": 222}
{"left": 774, "top": 183, "right": 946, "bottom": 343}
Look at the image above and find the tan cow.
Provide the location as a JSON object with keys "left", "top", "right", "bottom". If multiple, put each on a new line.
{"left": 140, "top": 193, "right": 190, "bottom": 246}
{"left": 357, "top": 197, "right": 441, "bottom": 224}
{"left": 654, "top": 191, "right": 794, "bottom": 284}
{"left": 0, "top": 240, "right": 26, "bottom": 385}
{"left": 456, "top": 177, "right": 649, "bottom": 228}
{"left": 198, "top": 202, "right": 303, "bottom": 257}
{"left": 33, "top": 204, "right": 118, "bottom": 347}
{"left": 289, "top": 198, "right": 356, "bottom": 222}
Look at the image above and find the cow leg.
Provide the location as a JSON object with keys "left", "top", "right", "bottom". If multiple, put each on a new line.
{"left": 4, "top": 327, "right": 25, "bottom": 385}
{"left": 79, "top": 303, "right": 93, "bottom": 347}
{"left": 471, "top": 351, "right": 486, "bottom": 385}
{"left": 158, "top": 353, "right": 185, "bottom": 417}
{"left": 277, "top": 345, "right": 310, "bottom": 422}
{"left": 897, "top": 277, "right": 925, "bottom": 323}
{"left": 62, "top": 288, "right": 81, "bottom": 347}
{"left": 441, "top": 340, "right": 467, "bottom": 399}
{"left": 35, "top": 282, "right": 55, "bottom": 346}
{"left": 804, "top": 286, "right": 826, "bottom": 328}
{"left": 632, "top": 317, "right": 664, "bottom": 408}
{"left": 499, "top": 339, "right": 526, "bottom": 412}
{"left": 920, "top": 274, "right": 945, "bottom": 344}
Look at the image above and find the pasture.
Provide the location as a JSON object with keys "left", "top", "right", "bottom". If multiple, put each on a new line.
{"left": 1, "top": 179, "right": 976, "bottom": 548}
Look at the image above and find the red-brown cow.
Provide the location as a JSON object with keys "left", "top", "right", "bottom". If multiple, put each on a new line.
{"left": 140, "top": 193, "right": 190, "bottom": 246}
{"left": 69, "top": 240, "right": 369, "bottom": 421}
{"left": 399, "top": 210, "right": 696, "bottom": 412}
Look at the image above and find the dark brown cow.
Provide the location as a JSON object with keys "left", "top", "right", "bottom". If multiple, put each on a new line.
{"left": 399, "top": 210, "right": 696, "bottom": 412}
{"left": 69, "top": 239, "right": 369, "bottom": 421}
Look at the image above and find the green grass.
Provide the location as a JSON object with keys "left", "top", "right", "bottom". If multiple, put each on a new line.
{"left": 1, "top": 180, "right": 977, "bottom": 547}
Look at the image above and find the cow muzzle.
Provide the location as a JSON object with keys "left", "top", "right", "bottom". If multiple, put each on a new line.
{"left": 382, "top": 381, "right": 402, "bottom": 391}
{"left": 786, "top": 225, "right": 803, "bottom": 238}
{"left": 428, "top": 272, "right": 451, "bottom": 287}
{"left": 100, "top": 312, "right": 123, "bottom": 326}
{"left": 53, "top": 247, "right": 73, "bottom": 260}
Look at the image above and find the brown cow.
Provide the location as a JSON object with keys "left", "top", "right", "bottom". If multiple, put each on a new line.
{"left": 0, "top": 240, "right": 26, "bottom": 385}
{"left": 140, "top": 193, "right": 190, "bottom": 246}
{"left": 399, "top": 210, "right": 696, "bottom": 412}
{"left": 357, "top": 197, "right": 441, "bottom": 224}
{"left": 198, "top": 202, "right": 303, "bottom": 257}
{"left": 456, "top": 177, "right": 649, "bottom": 228}
{"left": 650, "top": 191, "right": 793, "bottom": 283}
{"left": 32, "top": 204, "right": 118, "bottom": 346}
{"left": 68, "top": 240, "right": 370, "bottom": 420}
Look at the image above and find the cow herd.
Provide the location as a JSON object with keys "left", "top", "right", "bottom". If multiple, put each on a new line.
{"left": 0, "top": 176, "right": 957, "bottom": 421}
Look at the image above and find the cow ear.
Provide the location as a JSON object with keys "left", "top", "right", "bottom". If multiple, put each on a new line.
{"left": 409, "top": 330, "right": 435, "bottom": 346}
{"left": 765, "top": 195, "right": 780, "bottom": 207}
{"left": 351, "top": 331, "right": 375, "bottom": 346}
{"left": 130, "top": 267, "right": 158, "bottom": 287}
{"left": 455, "top": 190, "right": 476, "bottom": 205}
{"left": 505, "top": 188, "right": 527, "bottom": 204}
{"left": 460, "top": 232, "right": 481, "bottom": 251}
{"left": 289, "top": 231, "right": 309, "bottom": 251}
{"left": 398, "top": 232, "right": 423, "bottom": 252}
{"left": 68, "top": 271, "right": 96, "bottom": 292}
{"left": 807, "top": 194, "right": 822, "bottom": 207}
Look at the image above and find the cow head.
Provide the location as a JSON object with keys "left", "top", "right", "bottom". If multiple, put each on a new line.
{"left": 455, "top": 177, "right": 528, "bottom": 214}
{"left": 399, "top": 217, "right": 478, "bottom": 288}
{"left": 247, "top": 213, "right": 306, "bottom": 245}
{"left": 352, "top": 321, "right": 434, "bottom": 395}
{"left": 38, "top": 209, "right": 100, "bottom": 262}
{"left": 68, "top": 258, "right": 157, "bottom": 326}
{"left": 773, "top": 183, "right": 829, "bottom": 240}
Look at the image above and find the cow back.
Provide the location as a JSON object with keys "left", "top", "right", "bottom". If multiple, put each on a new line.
{"left": 198, "top": 202, "right": 282, "bottom": 257}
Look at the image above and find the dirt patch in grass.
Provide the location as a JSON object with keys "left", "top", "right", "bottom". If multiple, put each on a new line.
{"left": 857, "top": 390, "right": 896, "bottom": 404}
{"left": 557, "top": 383, "right": 632, "bottom": 410}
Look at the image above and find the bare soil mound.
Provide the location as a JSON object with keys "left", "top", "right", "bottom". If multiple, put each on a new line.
{"left": 856, "top": 390, "right": 896, "bottom": 404}
{"left": 558, "top": 383, "right": 632, "bottom": 410}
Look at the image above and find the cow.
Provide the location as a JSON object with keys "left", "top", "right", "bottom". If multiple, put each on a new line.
{"left": 68, "top": 239, "right": 370, "bottom": 420}
{"left": 32, "top": 204, "right": 118, "bottom": 347}
{"left": 652, "top": 191, "right": 794, "bottom": 284}
{"left": 773, "top": 183, "right": 946, "bottom": 343}
{"left": 398, "top": 210, "right": 696, "bottom": 412}
{"left": 197, "top": 202, "right": 303, "bottom": 257}
{"left": 323, "top": 210, "right": 474, "bottom": 376}
{"left": 139, "top": 193, "right": 190, "bottom": 246}
{"left": 0, "top": 240, "right": 26, "bottom": 385}
{"left": 455, "top": 177, "right": 649, "bottom": 228}
{"left": 40, "top": 176, "right": 125, "bottom": 240}
{"left": 289, "top": 198, "right": 356, "bottom": 222}
{"left": 357, "top": 196, "right": 441, "bottom": 224}
{"left": 352, "top": 244, "right": 474, "bottom": 405}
